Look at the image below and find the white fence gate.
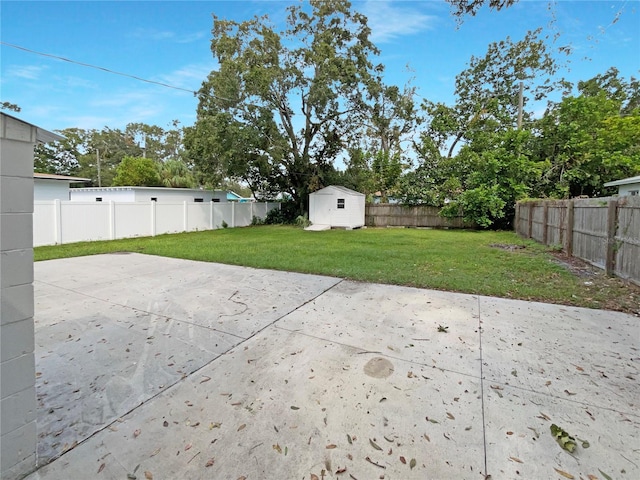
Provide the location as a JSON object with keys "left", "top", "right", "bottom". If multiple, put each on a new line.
{"left": 34, "top": 200, "right": 280, "bottom": 247}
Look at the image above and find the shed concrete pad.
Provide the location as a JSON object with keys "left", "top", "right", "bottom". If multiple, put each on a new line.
{"left": 26, "top": 254, "right": 639, "bottom": 479}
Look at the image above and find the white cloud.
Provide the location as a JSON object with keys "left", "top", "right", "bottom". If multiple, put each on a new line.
{"left": 176, "top": 31, "right": 208, "bottom": 44}
{"left": 158, "top": 62, "right": 214, "bottom": 89}
{"left": 361, "top": 0, "right": 437, "bottom": 43}
{"left": 6, "top": 64, "right": 47, "bottom": 80}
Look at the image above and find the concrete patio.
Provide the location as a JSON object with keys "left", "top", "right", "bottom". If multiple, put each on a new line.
{"left": 26, "top": 253, "right": 639, "bottom": 479}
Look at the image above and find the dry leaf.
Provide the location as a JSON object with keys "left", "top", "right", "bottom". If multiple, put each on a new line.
{"left": 290, "top": 406, "right": 300, "bottom": 410}
{"left": 237, "top": 424, "right": 246, "bottom": 431}
{"left": 311, "top": 475, "right": 320, "bottom": 480}
{"left": 506, "top": 431, "right": 514, "bottom": 435}
{"left": 97, "top": 463, "right": 106, "bottom": 474}
{"left": 205, "top": 458, "right": 215, "bottom": 467}
{"left": 336, "top": 467, "right": 347, "bottom": 474}
{"left": 575, "top": 366, "right": 584, "bottom": 372}
{"left": 554, "top": 468, "right": 575, "bottom": 479}
{"left": 410, "top": 458, "right": 416, "bottom": 469}
{"left": 347, "top": 434, "right": 352, "bottom": 444}
{"left": 446, "top": 412, "right": 455, "bottom": 420}
{"left": 587, "top": 475, "right": 598, "bottom": 480}
{"left": 400, "top": 456, "right": 406, "bottom": 464}
{"left": 200, "top": 376, "right": 211, "bottom": 383}
{"left": 185, "top": 443, "right": 192, "bottom": 451}
{"left": 273, "top": 444, "right": 282, "bottom": 454}
{"left": 144, "top": 471, "right": 153, "bottom": 480}
{"left": 326, "top": 444, "right": 337, "bottom": 449}
{"left": 369, "top": 439, "right": 382, "bottom": 451}
{"left": 509, "top": 457, "right": 523, "bottom": 463}
{"left": 237, "top": 477, "right": 247, "bottom": 480}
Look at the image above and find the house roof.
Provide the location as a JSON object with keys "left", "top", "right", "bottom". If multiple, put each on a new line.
{"left": 311, "top": 185, "right": 364, "bottom": 196}
{"left": 1, "top": 112, "right": 64, "bottom": 143}
{"left": 604, "top": 175, "right": 640, "bottom": 187}
{"left": 71, "top": 186, "right": 225, "bottom": 193}
{"left": 34, "top": 173, "right": 91, "bottom": 182}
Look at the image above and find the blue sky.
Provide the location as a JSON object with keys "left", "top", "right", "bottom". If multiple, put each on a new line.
{"left": 1, "top": 1, "right": 638, "bottom": 133}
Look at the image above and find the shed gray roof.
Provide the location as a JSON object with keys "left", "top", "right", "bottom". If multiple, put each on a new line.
{"left": 311, "top": 185, "right": 364, "bottom": 196}
{"left": 604, "top": 175, "right": 640, "bottom": 187}
{"left": 34, "top": 173, "right": 90, "bottom": 182}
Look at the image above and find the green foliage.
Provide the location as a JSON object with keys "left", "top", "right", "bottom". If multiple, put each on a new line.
{"left": 295, "top": 214, "right": 311, "bottom": 228}
{"left": 263, "top": 201, "right": 299, "bottom": 225}
{"left": 159, "top": 159, "right": 197, "bottom": 188}
{"left": 186, "top": 0, "right": 382, "bottom": 214}
{"left": 112, "top": 156, "right": 161, "bottom": 187}
{"left": 1, "top": 101, "right": 21, "bottom": 112}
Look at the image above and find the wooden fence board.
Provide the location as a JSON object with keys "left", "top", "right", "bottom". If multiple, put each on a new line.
{"left": 365, "top": 204, "right": 470, "bottom": 228}
{"left": 515, "top": 196, "right": 640, "bottom": 285}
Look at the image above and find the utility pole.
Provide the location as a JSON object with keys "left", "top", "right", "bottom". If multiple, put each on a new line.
{"left": 517, "top": 81, "right": 524, "bottom": 130}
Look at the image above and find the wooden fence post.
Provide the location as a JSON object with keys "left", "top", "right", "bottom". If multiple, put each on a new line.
{"left": 565, "top": 200, "right": 574, "bottom": 256}
{"left": 527, "top": 202, "right": 534, "bottom": 238}
{"left": 605, "top": 199, "right": 618, "bottom": 276}
{"left": 542, "top": 202, "right": 549, "bottom": 245}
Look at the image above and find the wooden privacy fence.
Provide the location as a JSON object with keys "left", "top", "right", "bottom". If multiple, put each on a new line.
{"left": 365, "top": 203, "right": 471, "bottom": 228}
{"left": 515, "top": 196, "right": 640, "bottom": 285}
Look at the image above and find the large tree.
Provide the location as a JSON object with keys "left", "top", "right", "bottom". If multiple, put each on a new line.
{"left": 186, "top": 0, "right": 380, "bottom": 213}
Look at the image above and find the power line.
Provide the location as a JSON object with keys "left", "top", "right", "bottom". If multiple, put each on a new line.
{"left": 1, "top": 41, "right": 198, "bottom": 95}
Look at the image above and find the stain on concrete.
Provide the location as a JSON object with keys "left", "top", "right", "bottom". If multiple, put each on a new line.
{"left": 363, "top": 357, "right": 394, "bottom": 378}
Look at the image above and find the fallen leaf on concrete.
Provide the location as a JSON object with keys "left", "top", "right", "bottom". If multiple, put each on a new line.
{"left": 133, "top": 429, "right": 141, "bottom": 438}
{"left": 538, "top": 412, "right": 551, "bottom": 421}
{"left": 291, "top": 406, "right": 300, "bottom": 410}
{"left": 205, "top": 458, "right": 215, "bottom": 467}
{"left": 446, "top": 412, "right": 455, "bottom": 420}
{"left": 97, "top": 463, "right": 105, "bottom": 474}
{"left": 237, "top": 424, "right": 246, "bottom": 431}
{"left": 150, "top": 448, "right": 161, "bottom": 457}
{"left": 163, "top": 421, "right": 168, "bottom": 427}
{"left": 383, "top": 436, "right": 393, "bottom": 443}
{"left": 209, "top": 422, "right": 221, "bottom": 429}
{"left": 598, "top": 469, "right": 613, "bottom": 480}
{"left": 410, "top": 458, "right": 416, "bottom": 469}
{"left": 326, "top": 444, "right": 337, "bottom": 449}
{"left": 587, "top": 475, "right": 598, "bottom": 480}
{"left": 369, "top": 439, "right": 382, "bottom": 451}
{"left": 399, "top": 456, "right": 406, "bottom": 464}
{"left": 311, "top": 475, "right": 320, "bottom": 480}
{"left": 200, "top": 376, "right": 211, "bottom": 383}
{"left": 550, "top": 424, "right": 577, "bottom": 453}
{"left": 509, "top": 457, "right": 523, "bottom": 463}
{"left": 426, "top": 417, "right": 439, "bottom": 424}
{"left": 144, "top": 471, "right": 153, "bottom": 480}
{"left": 237, "top": 477, "right": 246, "bottom": 480}
{"left": 273, "top": 444, "right": 282, "bottom": 454}
{"left": 347, "top": 435, "right": 353, "bottom": 444}
{"left": 336, "top": 467, "right": 347, "bottom": 474}
{"left": 553, "top": 467, "right": 575, "bottom": 479}
{"left": 185, "top": 443, "right": 192, "bottom": 451}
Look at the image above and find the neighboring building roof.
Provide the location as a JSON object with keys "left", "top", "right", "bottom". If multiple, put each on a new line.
{"left": 311, "top": 185, "right": 364, "bottom": 196}
{"left": 604, "top": 175, "right": 640, "bottom": 187}
{"left": 1, "top": 112, "right": 64, "bottom": 143}
{"left": 34, "top": 172, "right": 90, "bottom": 182}
{"left": 72, "top": 186, "right": 220, "bottom": 193}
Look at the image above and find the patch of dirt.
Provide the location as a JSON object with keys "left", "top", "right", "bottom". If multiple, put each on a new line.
{"left": 490, "top": 243, "right": 526, "bottom": 251}
{"left": 550, "top": 251, "right": 640, "bottom": 315}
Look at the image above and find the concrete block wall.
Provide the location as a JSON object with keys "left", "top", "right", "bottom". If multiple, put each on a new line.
{"left": 1, "top": 114, "right": 38, "bottom": 480}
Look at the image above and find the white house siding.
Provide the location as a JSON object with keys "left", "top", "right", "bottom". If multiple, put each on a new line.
{"left": 619, "top": 183, "right": 640, "bottom": 196}
{"left": 69, "top": 187, "right": 228, "bottom": 203}
{"left": 33, "top": 179, "right": 71, "bottom": 201}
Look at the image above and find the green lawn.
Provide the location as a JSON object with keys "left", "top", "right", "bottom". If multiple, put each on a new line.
{"left": 34, "top": 226, "right": 639, "bottom": 312}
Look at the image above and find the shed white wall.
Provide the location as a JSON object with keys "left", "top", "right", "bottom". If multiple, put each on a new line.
{"left": 69, "top": 188, "right": 227, "bottom": 203}
{"left": 34, "top": 179, "right": 71, "bottom": 201}
{"left": 0, "top": 115, "right": 38, "bottom": 480}
{"left": 309, "top": 187, "right": 365, "bottom": 228}
{"left": 619, "top": 183, "right": 640, "bottom": 196}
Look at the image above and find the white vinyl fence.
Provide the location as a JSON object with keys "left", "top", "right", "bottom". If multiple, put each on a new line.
{"left": 34, "top": 200, "right": 280, "bottom": 247}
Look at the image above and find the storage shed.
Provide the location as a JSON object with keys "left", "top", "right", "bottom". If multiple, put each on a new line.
{"left": 34, "top": 173, "right": 90, "bottom": 201}
{"left": 308, "top": 185, "right": 365, "bottom": 229}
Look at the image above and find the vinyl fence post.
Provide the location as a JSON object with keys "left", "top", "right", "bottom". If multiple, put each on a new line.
{"left": 109, "top": 201, "right": 116, "bottom": 240}
{"left": 54, "top": 199, "right": 62, "bottom": 244}
{"left": 605, "top": 199, "right": 618, "bottom": 276}
{"left": 232, "top": 201, "right": 235, "bottom": 228}
{"left": 183, "top": 201, "right": 188, "bottom": 232}
{"left": 210, "top": 200, "right": 214, "bottom": 230}
{"left": 151, "top": 201, "right": 156, "bottom": 237}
